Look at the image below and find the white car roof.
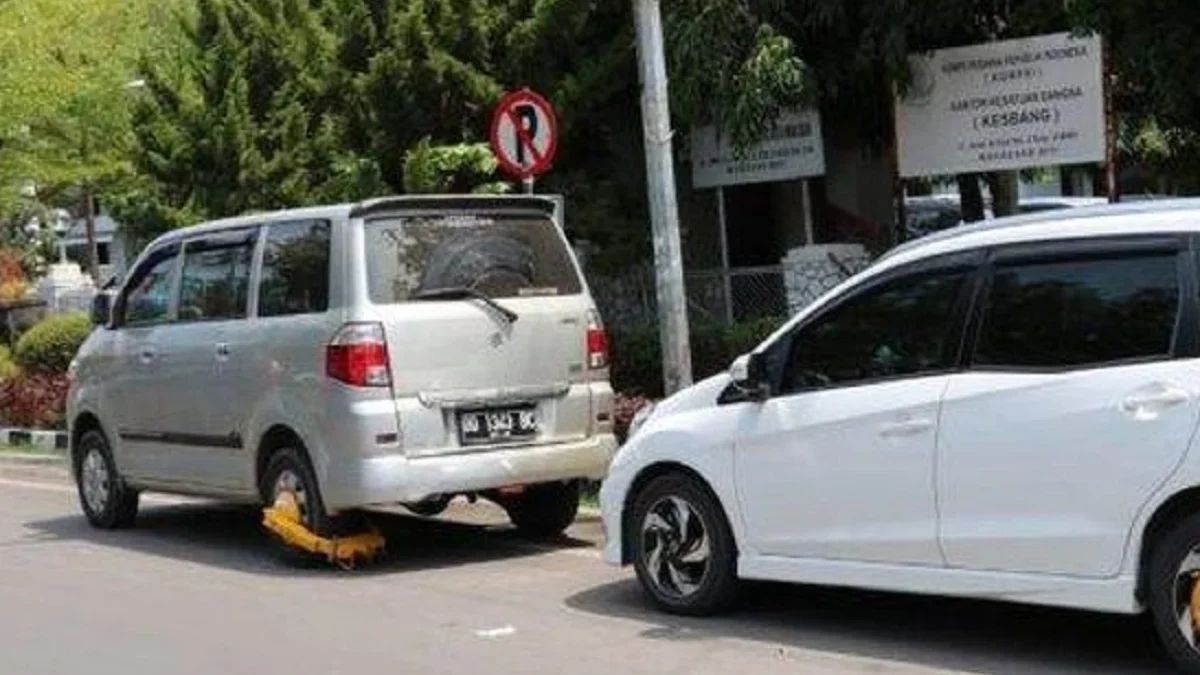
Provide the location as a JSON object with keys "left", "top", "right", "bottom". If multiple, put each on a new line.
{"left": 879, "top": 198, "right": 1200, "bottom": 272}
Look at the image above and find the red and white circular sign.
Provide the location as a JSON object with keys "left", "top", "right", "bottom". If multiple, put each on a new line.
{"left": 489, "top": 88, "right": 558, "bottom": 179}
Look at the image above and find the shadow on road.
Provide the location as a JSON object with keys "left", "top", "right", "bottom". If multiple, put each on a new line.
{"left": 27, "top": 501, "right": 592, "bottom": 577}
{"left": 566, "top": 578, "right": 1174, "bottom": 675}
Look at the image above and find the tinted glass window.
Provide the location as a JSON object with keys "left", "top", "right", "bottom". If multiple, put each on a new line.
{"left": 782, "top": 270, "right": 968, "bottom": 392}
{"left": 177, "top": 233, "right": 255, "bottom": 322}
{"left": 364, "top": 213, "right": 582, "bottom": 303}
{"left": 258, "top": 220, "right": 330, "bottom": 317}
{"left": 122, "top": 247, "right": 178, "bottom": 326}
{"left": 975, "top": 253, "right": 1180, "bottom": 369}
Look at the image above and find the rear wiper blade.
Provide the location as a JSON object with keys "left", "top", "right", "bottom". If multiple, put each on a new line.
{"left": 412, "top": 287, "right": 519, "bottom": 324}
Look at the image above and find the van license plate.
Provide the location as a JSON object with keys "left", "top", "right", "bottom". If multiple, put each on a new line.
{"left": 459, "top": 407, "right": 538, "bottom": 445}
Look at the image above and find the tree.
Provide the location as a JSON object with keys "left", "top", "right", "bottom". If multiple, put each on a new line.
{"left": 0, "top": 0, "right": 176, "bottom": 280}
{"left": 402, "top": 139, "right": 509, "bottom": 194}
{"left": 121, "top": 0, "right": 652, "bottom": 270}
{"left": 117, "top": 0, "right": 387, "bottom": 234}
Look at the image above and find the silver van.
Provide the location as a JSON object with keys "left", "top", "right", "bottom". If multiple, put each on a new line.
{"left": 67, "top": 195, "right": 617, "bottom": 540}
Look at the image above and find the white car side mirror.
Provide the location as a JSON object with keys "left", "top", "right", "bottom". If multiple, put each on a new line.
{"left": 729, "top": 353, "right": 770, "bottom": 402}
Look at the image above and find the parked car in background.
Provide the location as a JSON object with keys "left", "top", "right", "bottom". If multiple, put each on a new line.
{"left": 904, "top": 194, "right": 1107, "bottom": 239}
{"left": 601, "top": 199, "right": 1200, "bottom": 674}
{"left": 68, "top": 195, "right": 617, "bottom": 544}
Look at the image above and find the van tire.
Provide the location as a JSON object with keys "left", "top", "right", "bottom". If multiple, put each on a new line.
{"left": 75, "top": 429, "right": 139, "bottom": 529}
{"left": 260, "top": 448, "right": 337, "bottom": 565}
{"left": 504, "top": 481, "right": 580, "bottom": 538}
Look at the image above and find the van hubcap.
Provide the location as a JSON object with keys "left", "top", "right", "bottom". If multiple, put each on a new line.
{"left": 81, "top": 448, "right": 110, "bottom": 515}
{"left": 1174, "top": 550, "right": 1200, "bottom": 650}
{"left": 640, "top": 496, "right": 710, "bottom": 599}
{"left": 272, "top": 470, "right": 309, "bottom": 524}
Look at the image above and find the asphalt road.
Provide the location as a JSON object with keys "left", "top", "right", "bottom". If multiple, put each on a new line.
{"left": 0, "top": 460, "right": 1178, "bottom": 675}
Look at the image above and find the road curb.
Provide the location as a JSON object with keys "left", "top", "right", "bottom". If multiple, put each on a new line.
{"left": 0, "top": 452, "right": 67, "bottom": 467}
{"left": 0, "top": 428, "right": 68, "bottom": 451}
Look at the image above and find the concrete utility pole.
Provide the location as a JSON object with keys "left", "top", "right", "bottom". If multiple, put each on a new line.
{"left": 633, "top": 0, "right": 692, "bottom": 395}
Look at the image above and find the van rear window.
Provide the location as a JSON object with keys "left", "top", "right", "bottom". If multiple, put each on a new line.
{"left": 363, "top": 213, "right": 582, "bottom": 304}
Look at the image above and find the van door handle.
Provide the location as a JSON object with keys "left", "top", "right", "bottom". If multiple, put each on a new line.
{"left": 139, "top": 348, "right": 157, "bottom": 365}
{"left": 879, "top": 418, "right": 933, "bottom": 438}
{"left": 215, "top": 343, "right": 231, "bottom": 361}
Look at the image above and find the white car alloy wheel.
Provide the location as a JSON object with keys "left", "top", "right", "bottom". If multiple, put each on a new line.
{"left": 1147, "top": 514, "right": 1200, "bottom": 675}
{"left": 1174, "top": 548, "right": 1200, "bottom": 654}
{"left": 631, "top": 473, "right": 739, "bottom": 615}
{"left": 640, "top": 495, "right": 712, "bottom": 599}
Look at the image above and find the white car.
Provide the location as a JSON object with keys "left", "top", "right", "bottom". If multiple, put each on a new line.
{"left": 601, "top": 199, "right": 1200, "bottom": 673}
{"left": 69, "top": 195, "right": 617, "bottom": 544}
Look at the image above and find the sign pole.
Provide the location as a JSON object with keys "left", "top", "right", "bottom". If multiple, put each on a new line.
{"left": 1103, "top": 37, "right": 1119, "bottom": 203}
{"left": 716, "top": 186, "right": 733, "bottom": 325}
{"left": 522, "top": 177, "right": 535, "bottom": 194}
{"left": 801, "top": 179, "right": 815, "bottom": 246}
{"left": 633, "top": 0, "right": 692, "bottom": 394}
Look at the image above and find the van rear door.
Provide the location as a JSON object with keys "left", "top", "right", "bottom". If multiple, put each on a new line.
{"left": 357, "top": 199, "right": 604, "bottom": 456}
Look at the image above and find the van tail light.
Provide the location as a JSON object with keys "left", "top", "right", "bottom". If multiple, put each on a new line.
{"left": 586, "top": 310, "right": 609, "bottom": 370}
{"left": 326, "top": 322, "right": 391, "bottom": 387}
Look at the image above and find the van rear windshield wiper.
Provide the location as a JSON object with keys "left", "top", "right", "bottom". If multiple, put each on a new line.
{"left": 412, "top": 287, "right": 519, "bottom": 324}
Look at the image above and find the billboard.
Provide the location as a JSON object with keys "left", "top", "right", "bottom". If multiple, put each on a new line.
{"left": 691, "top": 110, "right": 825, "bottom": 189}
{"left": 896, "top": 32, "right": 1105, "bottom": 178}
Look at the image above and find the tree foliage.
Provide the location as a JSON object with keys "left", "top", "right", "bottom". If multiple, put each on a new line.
{"left": 115, "top": 0, "right": 650, "bottom": 268}
{"left": 402, "top": 139, "right": 509, "bottom": 194}
{"left": 0, "top": 0, "right": 173, "bottom": 212}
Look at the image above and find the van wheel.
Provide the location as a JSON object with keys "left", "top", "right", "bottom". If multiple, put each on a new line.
{"left": 630, "top": 473, "right": 739, "bottom": 616}
{"left": 504, "top": 482, "right": 579, "bottom": 538}
{"left": 75, "top": 429, "right": 139, "bottom": 529}
{"left": 1148, "top": 513, "right": 1200, "bottom": 674}
{"left": 260, "top": 448, "right": 338, "bottom": 564}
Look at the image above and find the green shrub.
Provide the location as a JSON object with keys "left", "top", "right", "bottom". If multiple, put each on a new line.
{"left": 0, "top": 345, "right": 17, "bottom": 381}
{"left": 14, "top": 312, "right": 93, "bottom": 373}
{"left": 610, "top": 317, "right": 782, "bottom": 397}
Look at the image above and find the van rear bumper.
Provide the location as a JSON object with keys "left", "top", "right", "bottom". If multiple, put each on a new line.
{"left": 321, "top": 434, "right": 618, "bottom": 511}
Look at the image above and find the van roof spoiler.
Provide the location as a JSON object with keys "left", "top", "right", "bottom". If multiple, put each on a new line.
{"left": 349, "top": 195, "right": 557, "bottom": 220}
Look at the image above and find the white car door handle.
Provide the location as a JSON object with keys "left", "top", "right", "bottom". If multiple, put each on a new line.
{"left": 879, "top": 418, "right": 934, "bottom": 437}
{"left": 1121, "top": 384, "right": 1191, "bottom": 418}
{"left": 139, "top": 348, "right": 156, "bottom": 365}
{"left": 215, "top": 343, "right": 231, "bottom": 361}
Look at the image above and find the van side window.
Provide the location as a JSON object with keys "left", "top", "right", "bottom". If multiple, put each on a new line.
{"left": 121, "top": 245, "right": 180, "bottom": 326}
{"left": 177, "top": 231, "right": 256, "bottom": 322}
{"left": 258, "top": 220, "right": 330, "bottom": 317}
{"left": 779, "top": 269, "right": 969, "bottom": 393}
{"left": 974, "top": 252, "right": 1180, "bottom": 369}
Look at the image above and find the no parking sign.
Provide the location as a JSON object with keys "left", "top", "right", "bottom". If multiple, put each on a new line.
{"left": 489, "top": 88, "right": 558, "bottom": 181}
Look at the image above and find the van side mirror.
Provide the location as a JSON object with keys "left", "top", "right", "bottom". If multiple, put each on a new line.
{"left": 90, "top": 291, "right": 114, "bottom": 328}
{"left": 729, "top": 353, "right": 770, "bottom": 401}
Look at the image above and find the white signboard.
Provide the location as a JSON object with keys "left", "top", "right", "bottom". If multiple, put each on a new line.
{"left": 896, "top": 32, "right": 1105, "bottom": 178}
{"left": 691, "top": 110, "right": 825, "bottom": 189}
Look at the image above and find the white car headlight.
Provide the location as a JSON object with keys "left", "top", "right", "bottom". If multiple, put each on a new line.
{"left": 627, "top": 401, "right": 656, "bottom": 440}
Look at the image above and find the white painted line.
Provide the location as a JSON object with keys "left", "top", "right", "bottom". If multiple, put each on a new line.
{"left": 474, "top": 625, "right": 517, "bottom": 639}
{"left": 0, "top": 477, "right": 189, "bottom": 505}
{"left": 0, "top": 477, "right": 73, "bottom": 494}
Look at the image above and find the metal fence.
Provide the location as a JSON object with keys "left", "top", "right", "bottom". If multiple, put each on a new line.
{"left": 589, "top": 265, "right": 788, "bottom": 331}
